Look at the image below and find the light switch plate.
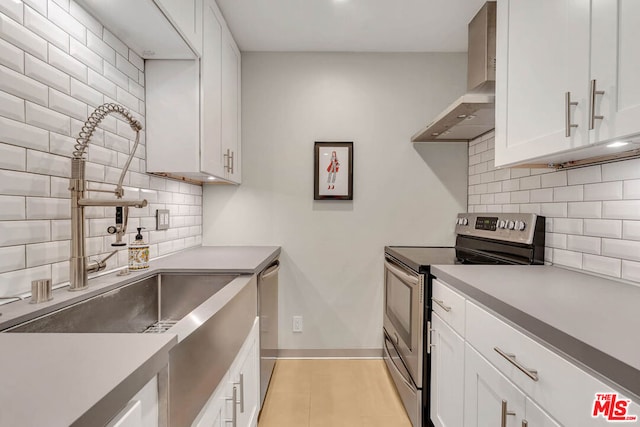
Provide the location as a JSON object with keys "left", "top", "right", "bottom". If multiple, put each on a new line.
{"left": 156, "top": 209, "right": 170, "bottom": 230}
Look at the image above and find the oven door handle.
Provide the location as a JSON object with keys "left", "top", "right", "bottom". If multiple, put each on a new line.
{"left": 384, "top": 259, "right": 419, "bottom": 286}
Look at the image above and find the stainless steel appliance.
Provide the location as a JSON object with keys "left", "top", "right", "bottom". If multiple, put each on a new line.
{"left": 383, "top": 212, "right": 545, "bottom": 427}
{"left": 258, "top": 259, "right": 280, "bottom": 407}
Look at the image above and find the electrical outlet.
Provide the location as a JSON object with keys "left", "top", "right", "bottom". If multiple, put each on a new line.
{"left": 156, "top": 209, "right": 170, "bottom": 230}
{"left": 293, "top": 316, "right": 303, "bottom": 333}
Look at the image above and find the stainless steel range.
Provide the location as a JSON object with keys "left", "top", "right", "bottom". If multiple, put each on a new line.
{"left": 383, "top": 212, "right": 546, "bottom": 427}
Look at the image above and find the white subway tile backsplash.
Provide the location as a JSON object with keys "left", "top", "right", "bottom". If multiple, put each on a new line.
{"left": 27, "top": 197, "right": 69, "bottom": 219}
{"left": 50, "top": 176, "right": 70, "bottom": 198}
{"left": 103, "top": 131, "right": 129, "bottom": 154}
{"left": 530, "top": 188, "right": 553, "bottom": 203}
{"left": 52, "top": 0, "right": 70, "bottom": 12}
{"left": 115, "top": 53, "right": 138, "bottom": 80}
{"left": 0, "top": 37, "right": 25, "bottom": 73}
{"left": 541, "top": 202, "right": 567, "bottom": 217}
{"left": 602, "top": 158, "right": 640, "bottom": 182}
{"left": 582, "top": 254, "right": 621, "bottom": 278}
{"left": 583, "top": 219, "right": 622, "bottom": 239}
{"left": 0, "top": 245, "right": 26, "bottom": 273}
{"left": 70, "top": 78, "right": 103, "bottom": 106}
{"left": 103, "top": 29, "right": 127, "bottom": 57}
{"left": 84, "top": 161, "right": 104, "bottom": 182}
{"left": 0, "top": 220, "right": 50, "bottom": 246}
{"left": 0, "top": 264, "right": 51, "bottom": 297}
{"left": 0, "top": 90, "right": 25, "bottom": 121}
{"left": 49, "top": 44, "right": 87, "bottom": 82}
{"left": 49, "top": 88, "right": 87, "bottom": 120}
{"left": 26, "top": 102, "right": 70, "bottom": 134}
{"left": 622, "top": 260, "right": 640, "bottom": 283}
{"left": 486, "top": 182, "right": 502, "bottom": 193}
{"left": 541, "top": 171, "right": 567, "bottom": 188}
{"left": 69, "top": 1, "right": 101, "bottom": 36}
{"left": 128, "top": 79, "right": 144, "bottom": 101}
{"left": 116, "top": 86, "right": 139, "bottom": 112}
{"left": 584, "top": 181, "right": 623, "bottom": 201}
{"left": 48, "top": 0, "right": 85, "bottom": 43}
{"left": 511, "top": 190, "right": 530, "bottom": 203}
{"left": 494, "top": 192, "right": 510, "bottom": 204}
{"left": 511, "top": 168, "right": 530, "bottom": 179}
{"left": 568, "top": 165, "right": 602, "bottom": 185}
{"left": 0, "top": 11, "right": 47, "bottom": 60}
{"left": 567, "top": 235, "right": 600, "bottom": 255}
{"left": 0, "top": 1, "right": 23, "bottom": 23}
{"left": 0, "top": 116, "right": 49, "bottom": 151}
{"left": 129, "top": 172, "right": 149, "bottom": 188}
{"left": 502, "top": 179, "right": 519, "bottom": 192}
{"left": 520, "top": 175, "right": 541, "bottom": 190}
{"left": 602, "top": 239, "right": 640, "bottom": 262}
{"left": 86, "top": 31, "right": 114, "bottom": 65}
{"left": 27, "top": 150, "right": 70, "bottom": 177}
{"left": 23, "top": 0, "right": 47, "bottom": 16}
{"left": 103, "top": 62, "right": 128, "bottom": 89}
{"left": 49, "top": 132, "right": 75, "bottom": 157}
{"left": 546, "top": 233, "right": 567, "bottom": 249}
{"left": 603, "top": 200, "right": 640, "bottom": 220}
{"left": 568, "top": 201, "right": 601, "bottom": 218}
{"left": 0, "top": 170, "right": 49, "bottom": 196}
{"left": 70, "top": 38, "right": 102, "bottom": 73}
{"left": 51, "top": 260, "right": 69, "bottom": 284}
{"left": 623, "top": 221, "right": 640, "bottom": 241}
{"left": 26, "top": 239, "right": 69, "bottom": 267}
{"left": 480, "top": 194, "right": 494, "bottom": 205}
{"left": 0, "top": 195, "right": 25, "bottom": 220}
{"left": 24, "top": 5, "right": 69, "bottom": 52}
{"left": 87, "top": 69, "right": 116, "bottom": 98}
{"left": 624, "top": 180, "right": 640, "bottom": 200}
{"left": 128, "top": 50, "right": 143, "bottom": 71}
{"left": 0, "top": 64, "right": 48, "bottom": 106}
{"left": 553, "top": 185, "right": 583, "bottom": 202}
{"left": 552, "top": 249, "right": 583, "bottom": 269}
{"left": 25, "top": 54, "right": 70, "bottom": 94}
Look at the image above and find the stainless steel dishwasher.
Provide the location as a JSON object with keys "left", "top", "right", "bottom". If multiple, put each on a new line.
{"left": 258, "top": 259, "right": 279, "bottom": 406}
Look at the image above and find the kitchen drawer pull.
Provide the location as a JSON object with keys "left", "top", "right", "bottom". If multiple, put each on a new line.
{"left": 426, "top": 320, "right": 434, "bottom": 354}
{"left": 225, "top": 385, "right": 238, "bottom": 427}
{"left": 565, "top": 92, "right": 578, "bottom": 137}
{"left": 589, "top": 79, "right": 605, "bottom": 130}
{"left": 501, "top": 400, "right": 516, "bottom": 427}
{"left": 432, "top": 297, "right": 451, "bottom": 312}
{"left": 494, "top": 347, "right": 539, "bottom": 381}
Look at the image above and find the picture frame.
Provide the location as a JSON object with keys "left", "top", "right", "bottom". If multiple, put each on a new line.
{"left": 314, "top": 141, "right": 353, "bottom": 200}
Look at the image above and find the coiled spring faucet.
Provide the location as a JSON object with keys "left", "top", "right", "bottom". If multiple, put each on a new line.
{"left": 69, "top": 103, "right": 148, "bottom": 291}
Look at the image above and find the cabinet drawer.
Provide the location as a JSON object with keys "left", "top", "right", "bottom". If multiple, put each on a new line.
{"left": 431, "top": 279, "right": 465, "bottom": 336}
{"left": 466, "top": 301, "right": 639, "bottom": 426}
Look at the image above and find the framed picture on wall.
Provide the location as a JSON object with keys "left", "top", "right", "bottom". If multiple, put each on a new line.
{"left": 314, "top": 141, "right": 353, "bottom": 200}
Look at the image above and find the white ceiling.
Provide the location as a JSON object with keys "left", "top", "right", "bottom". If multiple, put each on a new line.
{"left": 216, "top": 0, "right": 488, "bottom": 52}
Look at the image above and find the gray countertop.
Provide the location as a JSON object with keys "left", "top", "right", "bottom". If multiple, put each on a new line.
{"left": 0, "top": 245, "right": 280, "bottom": 427}
{"left": 432, "top": 264, "right": 640, "bottom": 402}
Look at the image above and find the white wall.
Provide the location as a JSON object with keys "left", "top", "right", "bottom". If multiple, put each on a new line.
{"left": 0, "top": 1, "right": 202, "bottom": 298}
{"left": 203, "top": 52, "right": 469, "bottom": 351}
{"left": 469, "top": 131, "right": 640, "bottom": 283}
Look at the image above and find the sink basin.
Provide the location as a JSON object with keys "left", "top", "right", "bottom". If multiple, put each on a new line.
{"left": 6, "top": 272, "right": 258, "bottom": 427}
{"left": 8, "top": 273, "right": 237, "bottom": 333}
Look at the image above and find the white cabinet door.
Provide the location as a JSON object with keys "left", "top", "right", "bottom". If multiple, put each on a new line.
{"left": 107, "top": 375, "right": 159, "bottom": 427}
{"left": 590, "top": 0, "right": 640, "bottom": 144}
{"left": 229, "top": 318, "right": 260, "bottom": 427}
{"left": 524, "top": 397, "right": 561, "bottom": 427}
{"left": 495, "top": 0, "right": 591, "bottom": 167}
{"left": 221, "top": 27, "right": 242, "bottom": 184}
{"left": 200, "top": 0, "right": 224, "bottom": 178}
{"left": 464, "top": 344, "right": 525, "bottom": 427}
{"left": 193, "top": 375, "right": 228, "bottom": 427}
{"left": 154, "top": 0, "right": 203, "bottom": 56}
{"left": 430, "top": 313, "right": 464, "bottom": 427}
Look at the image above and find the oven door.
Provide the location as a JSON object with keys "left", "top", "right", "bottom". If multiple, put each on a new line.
{"left": 383, "top": 256, "right": 424, "bottom": 387}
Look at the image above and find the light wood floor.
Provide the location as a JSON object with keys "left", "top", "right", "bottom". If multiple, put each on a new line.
{"left": 258, "top": 359, "right": 412, "bottom": 427}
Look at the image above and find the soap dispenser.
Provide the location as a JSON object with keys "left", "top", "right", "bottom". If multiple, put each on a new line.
{"left": 129, "top": 227, "right": 149, "bottom": 270}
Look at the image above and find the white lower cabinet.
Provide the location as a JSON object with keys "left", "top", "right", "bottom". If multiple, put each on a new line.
{"left": 107, "top": 375, "right": 159, "bottom": 427}
{"left": 193, "top": 317, "right": 260, "bottom": 427}
{"left": 430, "top": 312, "right": 464, "bottom": 427}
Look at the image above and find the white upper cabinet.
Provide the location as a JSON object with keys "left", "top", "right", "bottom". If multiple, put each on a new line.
{"left": 154, "top": 0, "right": 204, "bottom": 56}
{"left": 495, "top": 0, "right": 640, "bottom": 167}
{"left": 146, "top": 0, "right": 242, "bottom": 184}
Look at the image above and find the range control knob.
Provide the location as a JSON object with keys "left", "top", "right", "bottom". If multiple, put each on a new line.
{"left": 507, "top": 220, "right": 515, "bottom": 230}
{"left": 456, "top": 218, "right": 461, "bottom": 225}
{"left": 498, "top": 220, "right": 506, "bottom": 229}
{"left": 516, "top": 221, "right": 526, "bottom": 231}
{"left": 462, "top": 218, "right": 468, "bottom": 226}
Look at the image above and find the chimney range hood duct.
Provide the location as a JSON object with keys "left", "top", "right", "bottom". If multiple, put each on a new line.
{"left": 412, "top": 2, "right": 496, "bottom": 143}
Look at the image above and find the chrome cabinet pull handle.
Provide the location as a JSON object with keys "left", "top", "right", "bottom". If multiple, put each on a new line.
{"left": 589, "top": 79, "right": 605, "bottom": 130}
{"left": 223, "top": 149, "right": 230, "bottom": 172}
{"left": 522, "top": 420, "right": 529, "bottom": 427}
{"left": 239, "top": 373, "right": 244, "bottom": 413}
{"left": 565, "top": 92, "right": 578, "bottom": 137}
{"left": 426, "top": 320, "right": 434, "bottom": 354}
{"left": 230, "top": 151, "right": 234, "bottom": 174}
{"left": 494, "top": 347, "right": 539, "bottom": 381}
{"left": 225, "top": 385, "right": 238, "bottom": 427}
{"left": 501, "top": 400, "right": 516, "bottom": 427}
{"left": 432, "top": 297, "right": 451, "bottom": 312}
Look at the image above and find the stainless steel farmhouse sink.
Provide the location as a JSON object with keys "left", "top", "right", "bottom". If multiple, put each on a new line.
{"left": 8, "top": 274, "right": 237, "bottom": 334}
{"left": 5, "top": 272, "right": 258, "bottom": 427}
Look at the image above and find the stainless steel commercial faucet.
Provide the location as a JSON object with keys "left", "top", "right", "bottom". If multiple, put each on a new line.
{"left": 69, "top": 103, "right": 148, "bottom": 291}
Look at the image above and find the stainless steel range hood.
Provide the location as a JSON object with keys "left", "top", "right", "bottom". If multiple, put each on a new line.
{"left": 412, "top": 2, "right": 496, "bottom": 143}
